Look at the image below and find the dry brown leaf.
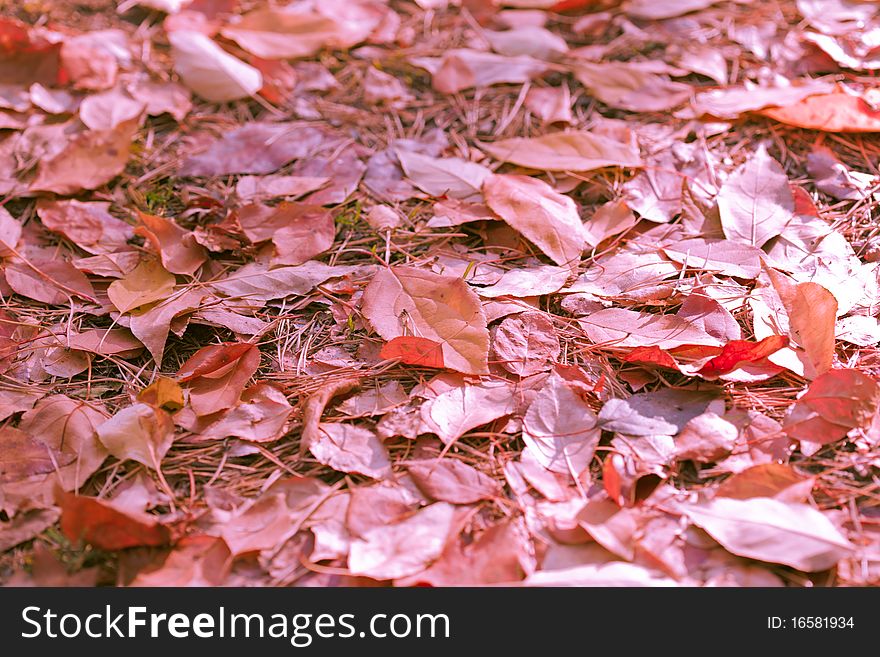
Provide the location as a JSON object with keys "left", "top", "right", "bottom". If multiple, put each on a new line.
{"left": 483, "top": 131, "right": 642, "bottom": 172}
{"left": 522, "top": 372, "right": 600, "bottom": 475}
{"left": 361, "top": 267, "right": 490, "bottom": 375}
{"left": 29, "top": 118, "right": 137, "bottom": 194}
{"left": 483, "top": 173, "right": 586, "bottom": 269}
{"left": 96, "top": 403, "right": 174, "bottom": 471}
{"left": 36, "top": 199, "right": 134, "bottom": 255}
{"left": 683, "top": 497, "right": 854, "bottom": 572}
{"left": 310, "top": 423, "right": 392, "bottom": 479}
{"left": 107, "top": 258, "right": 176, "bottom": 314}
{"left": 169, "top": 30, "right": 262, "bottom": 102}
{"left": 717, "top": 145, "right": 794, "bottom": 248}
{"left": 177, "top": 342, "right": 261, "bottom": 416}
{"left": 492, "top": 311, "right": 560, "bottom": 376}
{"left": 135, "top": 211, "right": 208, "bottom": 276}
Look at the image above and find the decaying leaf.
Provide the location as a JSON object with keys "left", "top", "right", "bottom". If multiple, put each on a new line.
{"left": 683, "top": 497, "right": 854, "bottom": 572}
{"left": 177, "top": 342, "right": 261, "bottom": 416}
{"left": 361, "top": 267, "right": 490, "bottom": 375}
{"left": 483, "top": 173, "right": 586, "bottom": 269}
{"left": 717, "top": 145, "right": 794, "bottom": 248}
{"left": 483, "top": 131, "right": 642, "bottom": 172}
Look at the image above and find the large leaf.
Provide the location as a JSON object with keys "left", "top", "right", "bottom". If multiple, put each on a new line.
{"left": 683, "top": 497, "right": 854, "bottom": 572}
{"left": 396, "top": 150, "right": 490, "bottom": 199}
{"left": 483, "top": 173, "right": 585, "bottom": 268}
{"left": 522, "top": 373, "right": 600, "bottom": 475}
{"left": 761, "top": 91, "right": 880, "bottom": 132}
{"left": 177, "top": 342, "right": 261, "bottom": 416}
{"left": 348, "top": 502, "right": 457, "bottom": 580}
{"left": 168, "top": 30, "right": 261, "bottom": 103}
{"left": 783, "top": 368, "right": 880, "bottom": 446}
{"left": 361, "top": 266, "right": 490, "bottom": 374}
{"left": 421, "top": 381, "right": 515, "bottom": 444}
{"left": 482, "top": 131, "right": 642, "bottom": 172}
{"left": 96, "top": 403, "right": 174, "bottom": 470}
{"left": 717, "top": 145, "right": 794, "bottom": 247}
{"left": 580, "top": 308, "right": 723, "bottom": 349}
{"left": 574, "top": 61, "right": 691, "bottom": 112}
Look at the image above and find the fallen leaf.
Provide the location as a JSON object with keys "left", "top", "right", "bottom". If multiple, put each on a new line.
{"left": 96, "top": 403, "right": 174, "bottom": 470}
{"left": 421, "top": 381, "right": 515, "bottom": 445}
{"left": 477, "top": 264, "right": 570, "bottom": 298}
{"left": 622, "top": 0, "right": 721, "bottom": 20}
{"left": 5, "top": 260, "right": 96, "bottom": 305}
{"left": 202, "top": 383, "right": 292, "bottom": 443}
{"left": 574, "top": 61, "right": 692, "bottom": 112}
{"left": 783, "top": 368, "right": 880, "bottom": 446}
{"left": 492, "top": 311, "right": 560, "bottom": 376}
{"left": 221, "top": 6, "right": 377, "bottom": 59}
{"left": 662, "top": 238, "right": 763, "bottom": 279}
{"left": 683, "top": 497, "right": 854, "bottom": 572}
{"left": 674, "top": 412, "right": 738, "bottom": 462}
{"left": 177, "top": 342, "right": 261, "bottom": 416}
{"left": 210, "top": 261, "right": 357, "bottom": 303}
{"left": 396, "top": 519, "right": 525, "bottom": 585}
{"left": 768, "top": 272, "right": 837, "bottom": 376}
{"left": 580, "top": 308, "right": 723, "bottom": 349}
{"left": 0, "top": 507, "right": 59, "bottom": 552}
{"left": 483, "top": 130, "right": 642, "bottom": 172}
{"left": 169, "top": 30, "right": 262, "bottom": 102}
{"left": 361, "top": 266, "right": 490, "bottom": 375}
{"left": 716, "top": 463, "right": 814, "bottom": 502}
{"left": 78, "top": 87, "right": 145, "bottom": 131}
{"left": 691, "top": 80, "right": 833, "bottom": 119}
{"left": 137, "top": 376, "right": 185, "bottom": 411}
{"left": 485, "top": 26, "right": 569, "bottom": 60}
{"left": 483, "top": 173, "right": 586, "bottom": 269}
{"left": 380, "top": 336, "right": 445, "bottom": 369}
{"left": 338, "top": 381, "right": 409, "bottom": 417}
{"left": 131, "top": 535, "right": 232, "bottom": 586}
{"left": 525, "top": 86, "right": 574, "bottom": 124}
{"left": 36, "top": 199, "right": 134, "bottom": 255}
{"left": 717, "top": 145, "right": 794, "bottom": 248}
{"left": 17, "top": 395, "right": 109, "bottom": 491}
{"left": 235, "top": 175, "right": 330, "bottom": 201}
{"left": 29, "top": 119, "right": 138, "bottom": 194}
{"left": 696, "top": 335, "right": 790, "bottom": 378}
{"left": 348, "top": 501, "right": 457, "bottom": 580}
{"left": 128, "top": 289, "right": 205, "bottom": 363}
{"left": 522, "top": 372, "right": 600, "bottom": 475}
{"left": 412, "top": 49, "right": 547, "bottom": 94}
{"left": 181, "top": 123, "right": 332, "bottom": 177}
{"left": 599, "top": 388, "right": 722, "bottom": 437}
{"left": 220, "top": 477, "right": 331, "bottom": 555}
{"left": 309, "top": 423, "right": 392, "bottom": 479}
{"left": 405, "top": 459, "right": 501, "bottom": 504}
{"left": 760, "top": 90, "right": 880, "bottom": 132}
{"left": 58, "top": 490, "right": 170, "bottom": 551}
{"left": 135, "top": 212, "right": 209, "bottom": 276}
{"left": 396, "top": 150, "right": 490, "bottom": 200}
{"left": 107, "top": 258, "right": 176, "bottom": 313}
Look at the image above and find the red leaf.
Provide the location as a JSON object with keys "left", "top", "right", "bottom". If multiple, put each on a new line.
{"left": 57, "top": 490, "right": 169, "bottom": 550}
{"left": 760, "top": 92, "right": 880, "bottom": 133}
{"left": 550, "top": 0, "right": 601, "bottom": 12}
{"left": 790, "top": 184, "right": 820, "bottom": 217}
{"left": 177, "top": 342, "right": 261, "bottom": 416}
{"left": 697, "top": 335, "right": 789, "bottom": 378}
{"left": 621, "top": 345, "right": 681, "bottom": 370}
{"left": 380, "top": 336, "right": 445, "bottom": 369}
{"left": 178, "top": 342, "right": 256, "bottom": 381}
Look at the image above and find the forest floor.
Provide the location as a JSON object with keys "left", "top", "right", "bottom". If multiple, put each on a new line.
{"left": 1, "top": 0, "right": 879, "bottom": 587}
